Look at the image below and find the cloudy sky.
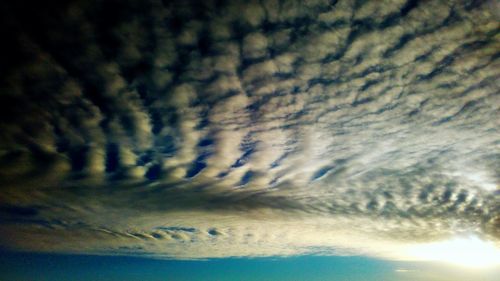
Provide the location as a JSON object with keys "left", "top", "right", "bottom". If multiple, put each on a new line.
{"left": 0, "top": 0, "right": 499, "bottom": 275}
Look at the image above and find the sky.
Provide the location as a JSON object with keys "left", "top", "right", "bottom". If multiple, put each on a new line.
{"left": 0, "top": 0, "right": 499, "bottom": 280}
{"left": 1, "top": 251, "right": 500, "bottom": 281}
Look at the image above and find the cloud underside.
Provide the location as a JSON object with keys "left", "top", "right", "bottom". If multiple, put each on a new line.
{"left": 0, "top": 0, "right": 499, "bottom": 260}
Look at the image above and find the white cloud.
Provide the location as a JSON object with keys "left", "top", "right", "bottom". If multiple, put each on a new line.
{"left": 0, "top": 0, "right": 499, "bottom": 262}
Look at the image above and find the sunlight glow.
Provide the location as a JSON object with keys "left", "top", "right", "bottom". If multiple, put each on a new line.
{"left": 407, "top": 236, "right": 500, "bottom": 268}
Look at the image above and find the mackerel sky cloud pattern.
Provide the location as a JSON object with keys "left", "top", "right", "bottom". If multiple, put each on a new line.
{"left": 0, "top": 0, "right": 499, "bottom": 260}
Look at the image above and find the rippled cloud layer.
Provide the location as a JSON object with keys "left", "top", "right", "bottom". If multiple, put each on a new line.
{"left": 0, "top": 0, "right": 499, "bottom": 260}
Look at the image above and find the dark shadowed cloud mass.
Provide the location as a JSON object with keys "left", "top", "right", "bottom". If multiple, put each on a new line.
{"left": 0, "top": 0, "right": 499, "bottom": 261}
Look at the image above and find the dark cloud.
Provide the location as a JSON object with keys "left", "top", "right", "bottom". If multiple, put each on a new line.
{"left": 0, "top": 0, "right": 499, "bottom": 259}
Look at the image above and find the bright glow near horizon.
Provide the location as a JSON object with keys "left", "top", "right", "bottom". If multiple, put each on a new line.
{"left": 407, "top": 236, "right": 500, "bottom": 268}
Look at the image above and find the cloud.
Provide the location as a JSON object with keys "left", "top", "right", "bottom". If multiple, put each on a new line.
{"left": 0, "top": 0, "right": 499, "bottom": 261}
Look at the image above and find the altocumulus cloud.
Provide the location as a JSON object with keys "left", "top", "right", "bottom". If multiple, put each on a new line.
{"left": 0, "top": 0, "right": 499, "bottom": 260}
